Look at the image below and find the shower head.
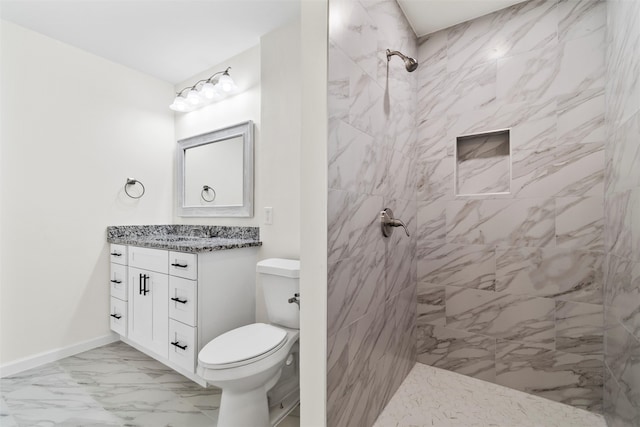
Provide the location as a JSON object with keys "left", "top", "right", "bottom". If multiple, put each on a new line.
{"left": 386, "top": 49, "right": 419, "bottom": 72}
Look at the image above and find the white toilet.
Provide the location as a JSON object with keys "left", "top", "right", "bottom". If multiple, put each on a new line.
{"left": 197, "top": 258, "right": 300, "bottom": 427}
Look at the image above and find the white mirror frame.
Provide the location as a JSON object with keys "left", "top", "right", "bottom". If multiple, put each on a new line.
{"left": 176, "top": 120, "right": 254, "bottom": 217}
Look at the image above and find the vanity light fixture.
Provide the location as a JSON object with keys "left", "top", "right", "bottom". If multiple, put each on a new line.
{"left": 169, "top": 67, "right": 238, "bottom": 113}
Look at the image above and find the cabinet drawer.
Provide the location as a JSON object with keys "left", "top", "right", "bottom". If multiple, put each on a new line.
{"left": 169, "top": 276, "right": 197, "bottom": 326}
{"left": 169, "top": 251, "right": 197, "bottom": 280}
{"left": 110, "top": 297, "right": 127, "bottom": 336}
{"left": 110, "top": 244, "right": 127, "bottom": 265}
{"left": 129, "top": 247, "right": 168, "bottom": 274}
{"left": 169, "top": 319, "right": 196, "bottom": 373}
{"left": 110, "top": 263, "right": 128, "bottom": 300}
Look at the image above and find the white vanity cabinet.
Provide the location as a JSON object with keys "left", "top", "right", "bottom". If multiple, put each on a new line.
{"left": 109, "top": 243, "right": 257, "bottom": 385}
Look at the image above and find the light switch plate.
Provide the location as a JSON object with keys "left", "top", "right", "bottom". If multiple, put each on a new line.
{"left": 264, "top": 207, "right": 273, "bottom": 225}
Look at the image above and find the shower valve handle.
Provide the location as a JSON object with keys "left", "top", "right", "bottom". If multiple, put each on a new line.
{"left": 380, "top": 208, "right": 410, "bottom": 237}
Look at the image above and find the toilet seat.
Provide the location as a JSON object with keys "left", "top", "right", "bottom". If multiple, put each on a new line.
{"left": 199, "top": 323, "right": 288, "bottom": 369}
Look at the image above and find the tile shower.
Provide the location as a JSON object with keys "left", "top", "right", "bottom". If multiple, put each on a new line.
{"left": 603, "top": 0, "right": 640, "bottom": 425}
{"left": 416, "top": 0, "right": 606, "bottom": 412}
{"left": 328, "top": 0, "right": 639, "bottom": 425}
{"left": 327, "top": 0, "right": 418, "bottom": 426}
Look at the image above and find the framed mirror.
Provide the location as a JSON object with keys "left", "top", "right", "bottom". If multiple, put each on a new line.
{"left": 176, "top": 121, "right": 254, "bottom": 217}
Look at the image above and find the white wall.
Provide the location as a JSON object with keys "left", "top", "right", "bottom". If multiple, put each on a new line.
{"left": 174, "top": 19, "right": 302, "bottom": 322}
{"left": 0, "top": 21, "right": 175, "bottom": 366}
{"left": 300, "top": 1, "right": 328, "bottom": 425}
{"left": 259, "top": 19, "right": 301, "bottom": 263}
{"left": 257, "top": 20, "right": 302, "bottom": 321}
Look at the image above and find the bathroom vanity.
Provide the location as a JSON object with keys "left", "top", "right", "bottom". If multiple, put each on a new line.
{"left": 107, "top": 225, "right": 261, "bottom": 385}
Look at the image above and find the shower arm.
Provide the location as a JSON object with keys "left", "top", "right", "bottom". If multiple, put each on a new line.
{"left": 386, "top": 49, "right": 419, "bottom": 72}
{"left": 386, "top": 49, "right": 409, "bottom": 62}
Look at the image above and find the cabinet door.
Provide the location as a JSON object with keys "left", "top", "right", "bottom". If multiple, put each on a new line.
{"left": 128, "top": 267, "right": 169, "bottom": 358}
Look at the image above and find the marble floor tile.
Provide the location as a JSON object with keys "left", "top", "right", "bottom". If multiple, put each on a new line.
{"left": 0, "top": 398, "right": 18, "bottom": 427}
{"left": 1, "top": 341, "right": 299, "bottom": 427}
{"left": 373, "top": 363, "right": 606, "bottom": 427}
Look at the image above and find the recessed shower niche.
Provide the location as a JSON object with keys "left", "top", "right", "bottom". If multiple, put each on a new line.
{"left": 455, "top": 129, "right": 511, "bottom": 196}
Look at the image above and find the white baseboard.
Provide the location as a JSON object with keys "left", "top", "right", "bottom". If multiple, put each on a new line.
{"left": 0, "top": 333, "right": 119, "bottom": 378}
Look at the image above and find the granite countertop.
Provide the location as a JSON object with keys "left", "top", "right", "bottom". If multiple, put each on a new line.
{"left": 107, "top": 225, "right": 262, "bottom": 253}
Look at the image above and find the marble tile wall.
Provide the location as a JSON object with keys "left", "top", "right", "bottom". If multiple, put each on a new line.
{"left": 416, "top": 0, "right": 607, "bottom": 412}
{"left": 603, "top": 0, "right": 640, "bottom": 425}
{"left": 327, "top": 0, "right": 418, "bottom": 425}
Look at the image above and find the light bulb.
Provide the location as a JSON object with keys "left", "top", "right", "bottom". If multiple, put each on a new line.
{"left": 217, "top": 72, "right": 237, "bottom": 93}
{"left": 186, "top": 89, "right": 202, "bottom": 105}
{"left": 169, "top": 96, "right": 189, "bottom": 112}
{"left": 200, "top": 82, "right": 218, "bottom": 99}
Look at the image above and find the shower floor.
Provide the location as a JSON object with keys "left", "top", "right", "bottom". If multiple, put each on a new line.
{"left": 373, "top": 363, "right": 606, "bottom": 427}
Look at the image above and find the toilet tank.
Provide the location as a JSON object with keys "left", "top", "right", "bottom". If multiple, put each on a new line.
{"left": 257, "top": 259, "right": 300, "bottom": 329}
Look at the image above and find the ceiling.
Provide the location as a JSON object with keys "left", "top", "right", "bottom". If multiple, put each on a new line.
{"left": 397, "top": 0, "right": 528, "bottom": 36}
{"left": 1, "top": 0, "right": 527, "bottom": 84}
{"left": 0, "top": 0, "right": 300, "bottom": 84}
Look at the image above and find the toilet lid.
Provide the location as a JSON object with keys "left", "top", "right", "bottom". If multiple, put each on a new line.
{"left": 199, "top": 323, "right": 287, "bottom": 366}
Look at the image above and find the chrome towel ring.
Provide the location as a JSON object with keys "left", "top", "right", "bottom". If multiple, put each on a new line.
{"left": 201, "top": 185, "right": 216, "bottom": 202}
{"left": 124, "top": 178, "right": 145, "bottom": 199}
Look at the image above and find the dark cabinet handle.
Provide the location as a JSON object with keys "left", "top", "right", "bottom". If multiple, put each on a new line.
{"left": 171, "top": 262, "right": 188, "bottom": 268}
{"left": 171, "top": 297, "right": 188, "bottom": 304}
{"left": 110, "top": 279, "right": 122, "bottom": 284}
{"left": 171, "top": 341, "right": 187, "bottom": 350}
{"left": 110, "top": 314, "right": 122, "bottom": 319}
{"left": 138, "top": 274, "right": 149, "bottom": 296}
{"left": 110, "top": 252, "right": 122, "bottom": 257}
